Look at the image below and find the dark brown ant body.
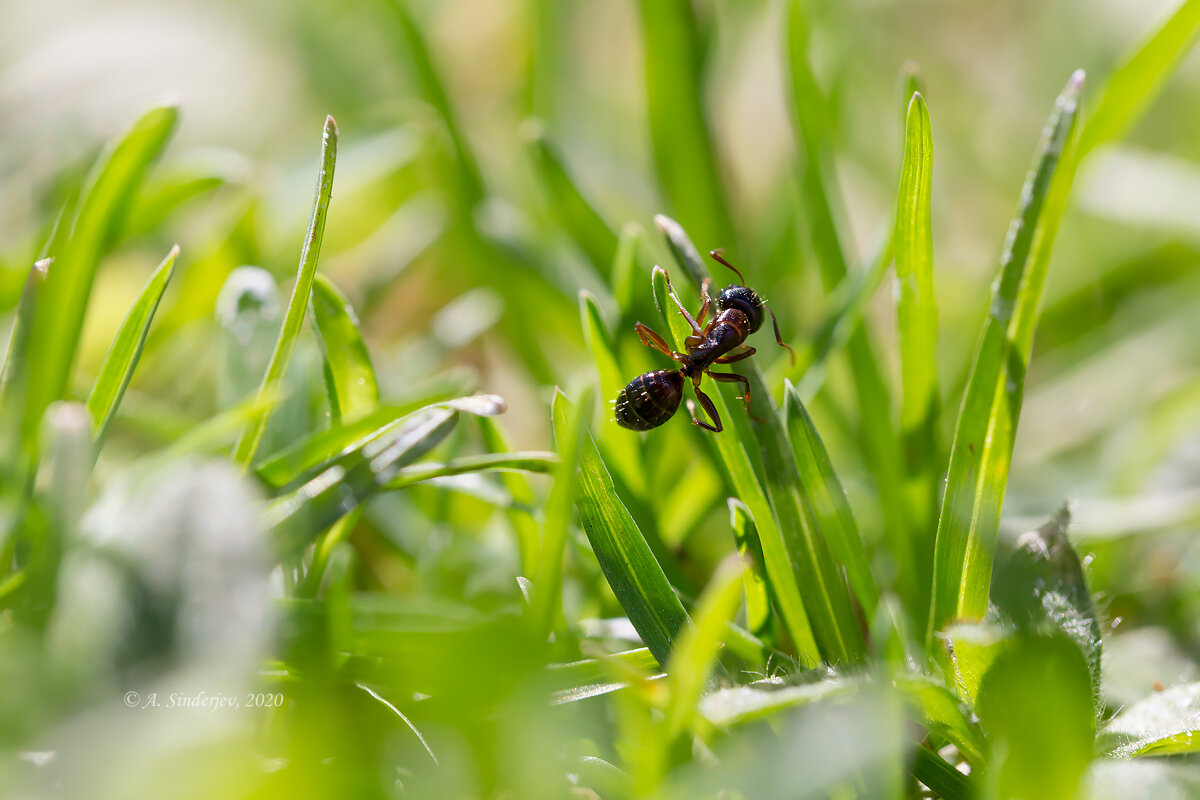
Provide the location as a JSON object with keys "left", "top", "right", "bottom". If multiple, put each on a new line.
{"left": 614, "top": 251, "right": 793, "bottom": 433}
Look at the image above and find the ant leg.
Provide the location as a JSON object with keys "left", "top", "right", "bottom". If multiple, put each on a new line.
{"left": 661, "top": 268, "right": 705, "bottom": 336}
{"left": 714, "top": 346, "right": 756, "bottom": 364}
{"left": 709, "top": 249, "right": 746, "bottom": 284}
{"left": 635, "top": 322, "right": 687, "bottom": 363}
{"left": 695, "top": 278, "right": 713, "bottom": 327}
{"left": 708, "top": 371, "right": 764, "bottom": 422}
{"left": 689, "top": 385, "right": 723, "bottom": 432}
{"left": 769, "top": 307, "right": 796, "bottom": 365}
{"left": 684, "top": 335, "right": 704, "bottom": 350}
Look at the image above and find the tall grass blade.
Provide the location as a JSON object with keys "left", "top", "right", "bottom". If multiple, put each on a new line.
{"left": 728, "top": 499, "right": 772, "bottom": 641}
{"left": 310, "top": 274, "right": 379, "bottom": 424}
{"left": 928, "top": 72, "right": 1084, "bottom": 638}
{"left": 636, "top": 0, "right": 733, "bottom": 245}
{"left": 534, "top": 386, "right": 594, "bottom": 638}
{"left": 478, "top": 417, "right": 541, "bottom": 575}
{"left": 783, "top": 382, "right": 877, "bottom": 619}
{"left": 85, "top": 245, "right": 179, "bottom": 449}
{"left": 0, "top": 260, "right": 50, "bottom": 475}
{"left": 552, "top": 391, "right": 689, "bottom": 668}
{"left": 23, "top": 105, "right": 177, "bottom": 463}
{"left": 1077, "top": 0, "right": 1200, "bottom": 159}
{"left": 233, "top": 115, "right": 338, "bottom": 468}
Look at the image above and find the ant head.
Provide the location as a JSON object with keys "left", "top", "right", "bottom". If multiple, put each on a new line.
{"left": 717, "top": 285, "right": 764, "bottom": 333}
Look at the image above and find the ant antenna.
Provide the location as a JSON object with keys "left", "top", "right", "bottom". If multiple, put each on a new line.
{"left": 709, "top": 249, "right": 745, "bottom": 285}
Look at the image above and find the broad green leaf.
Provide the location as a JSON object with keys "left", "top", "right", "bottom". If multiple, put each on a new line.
{"left": 636, "top": 0, "right": 733, "bottom": 245}
{"left": 1099, "top": 683, "right": 1200, "bottom": 757}
{"left": 552, "top": 391, "right": 689, "bottom": 668}
{"left": 649, "top": 263, "right": 819, "bottom": 665}
{"left": 663, "top": 557, "right": 746, "bottom": 741}
{"left": 233, "top": 115, "right": 338, "bottom": 468}
{"left": 940, "top": 621, "right": 1007, "bottom": 706}
{"left": 310, "top": 274, "right": 379, "bottom": 424}
{"left": 534, "top": 386, "right": 594, "bottom": 637}
{"left": 527, "top": 124, "right": 618, "bottom": 272}
{"left": 929, "top": 72, "right": 1085, "bottom": 637}
{"left": 1077, "top": 0, "right": 1200, "bottom": 159}
{"left": 976, "top": 634, "right": 1095, "bottom": 800}
{"left": 992, "top": 507, "right": 1103, "bottom": 713}
{"left": 783, "top": 382, "right": 878, "bottom": 619}
{"left": 85, "top": 245, "right": 179, "bottom": 448}
{"left": 265, "top": 406, "right": 457, "bottom": 553}
{"left": 23, "top": 105, "right": 177, "bottom": 464}
{"left": 655, "top": 221, "right": 863, "bottom": 665}
{"left": 894, "top": 92, "right": 940, "bottom": 535}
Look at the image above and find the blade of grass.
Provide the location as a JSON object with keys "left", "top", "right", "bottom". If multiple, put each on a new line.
{"left": 527, "top": 124, "right": 619, "bottom": 273}
{"left": 783, "top": 382, "right": 877, "bottom": 619}
{"left": 533, "top": 385, "right": 594, "bottom": 638}
{"left": 552, "top": 390, "right": 689, "bottom": 668}
{"left": 649, "top": 263, "right": 820, "bottom": 665}
{"left": 928, "top": 72, "right": 1084, "bottom": 638}
{"left": 23, "top": 105, "right": 177, "bottom": 466}
{"left": 784, "top": 3, "right": 909, "bottom": 616}
{"left": 663, "top": 556, "right": 746, "bottom": 741}
{"left": 0, "top": 259, "right": 50, "bottom": 476}
{"left": 384, "top": 451, "right": 558, "bottom": 489}
{"left": 728, "top": 499, "right": 772, "bottom": 642}
{"left": 310, "top": 274, "right": 379, "bottom": 424}
{"left": 1077, "top": 0, "right": 1200, "bottom": 159}
{"left": 85, "top": 245, "right": 179, "bottom": 449}
{"left": 232, "top": 115, "right": 338, "bottom": 468}
{"left": 478, "top": 416, "right": 541, "bottom": 575}
{"left": 636, "top": 0, "right": 733, "bottom": 245}
{"left": 266, "top": 406, "right": 457, "bottom": 554}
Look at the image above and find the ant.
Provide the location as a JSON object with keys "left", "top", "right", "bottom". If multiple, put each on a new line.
{"left": 614, "top": 250, "right": 793, "bottom": 433}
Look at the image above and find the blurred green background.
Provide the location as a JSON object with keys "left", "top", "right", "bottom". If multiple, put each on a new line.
{"left": 2, "top": 0, "right": 1200, "bottom": 797}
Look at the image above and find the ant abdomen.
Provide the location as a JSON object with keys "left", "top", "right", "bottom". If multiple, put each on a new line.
{"left": 614, "top": 369, "right": 685, "bottom": 431}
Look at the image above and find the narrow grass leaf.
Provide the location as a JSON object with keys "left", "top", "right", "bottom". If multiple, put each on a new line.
{"left": 929, "top": 73, "right": 1084, "bottom": 637}
{"left": 266, "top": 406, "right": 457, "bottom": 553}
{"left": 894, "top": 92, "right": 940, "bottom": 530}
{"left": 636, "top": 1, "right": 733, "bottom": 245}
{"left": 478, "top": 416, "right": 541, "bottom": 575}
{"left": 310, "top": 274, "right": 379, "bottom": 424}
{"left": 384, "top": 451, "right": 558, "bottom": 490}
{"left": 612, "top": 223, "right": 643, "bottom": 319}
{"left": 85, "top": 245, "right": 179, "bottom": 448}
{"left": 0, "top": 260, "right": 50, "bottom": 472}
{"left": 783, "top": 382, "right": 877, "bottom": 618}
{"left": 664, "top": 556, "right": 746, "bottom": 741}
{"left": 534, "top": 386, "right": 594, "bottom": 637}
{"left": 1099, "top": 682, "right": 1200, "bottom": 757}
{"left": 552, "top": 391, "right": 689, "bottom": 668}
{"left": 655, "top": 221, "right": 864, "bottom": 665}
{"left": 233, "top": 115, "right": 338, "bottom": 468}
{"left": 23, "top": 105, "right": 177, "bottom": 461}
{"left": 910, "top": 746, "right": 976, "bottom": 800}
{"left": 528, "top": 124, "right": 618, "bottom": 272}
{"left": 1077, "top": 0, "right": 1200, "bottom": 159}
{"left": 125, "top": 149, "right": 247, "bottom": 237}
{"left": 547, "top": 647, "right": 661, "bottom": 705}
{"left": 699, "top": 676, "right": 856, "bottom": 728}
{"left": 892, "top": 672, "right": 985, "bottom": 766}
{"left": 728, "top": 499, "right": 772, "bottom": 640}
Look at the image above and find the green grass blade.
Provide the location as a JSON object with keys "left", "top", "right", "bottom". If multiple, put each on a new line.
{"left": 1099, "top": 682, "right": 1200, "bottom": 757}
{"left": 266, "top": 406, "right": 457, "bottom": 553}
{"left": 552, "top": 391, "right": 689, "bottom": 668}
{"left": 534, "top": 386, "right": 594, "bottom": 637}
{"left": 232, "top": 115, "right": 338, "bottom": 468}
{"left": 310, "top": 274, "right": 379, "bottom": 424}
{"left": 894, "top": 92, "right": 939, "bottom": 497}
{"left": 929, "top": 72, "right": 1085, "bottom": 638}
{"left": 23, "top": 105, "right": 177, "bottom": 462}
{"left": 910, "top": 746, "right": 976, "bottom": 800}
{"left": 1077, "top": 0, "right": 1200, "bottom": 159}
{"left": 636, "top": 0, "right": 733, "bottom": 245}
{"left": 478, "top": 416, "right": 541, "bottom": 575}
{"left": 0, "top": 259, "right": 50, "bottom": 475}
{"left": 664, "top": 556, "right": 746, "bottom": 741}
{"left": 528, "top": 124, "right": 618, "bottom": 272}
{"left": 85, "top": 245, "right": 179, "bottom": 448}
{"left": 728, "top": 499, "right": 772, "bottom": 641}
{"left": 383, "top": 451, "right": 558, "bottom": 490}
{"left": 648, "top": 263, "right": 820, "bottom": 665}
{"left": 653, "top": 222, "right": 865, "bottom": 664}
{"left": 783, "top": 382, "right": 877, "bottom": 619}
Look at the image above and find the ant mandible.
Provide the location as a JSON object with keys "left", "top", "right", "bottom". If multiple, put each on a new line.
{"left": 614, "top": 250, "right": 794, "bottom": 433}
